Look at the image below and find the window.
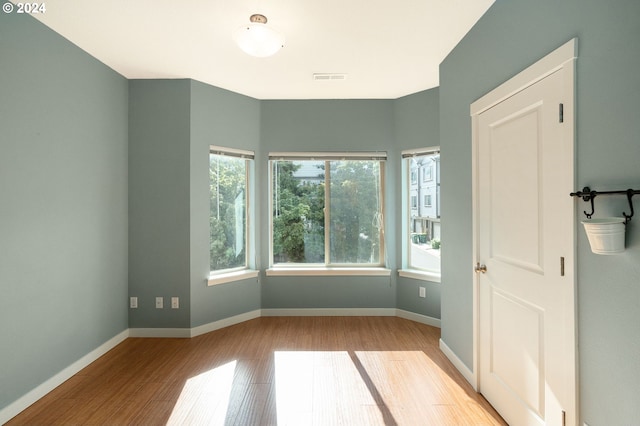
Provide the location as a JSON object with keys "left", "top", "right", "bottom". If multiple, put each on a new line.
{"left": 269, "top": 152, "right": 386, "bottom": 268}
{"left": 209, "top": 146, "right": 254, "bottom": 279}
{"left": 411, "top": 170, "right": 418, "bottom": 184}
{"left": 423, "top": 164, "right": 433, "bottom": 181}
{"left": 402, "top": 147, "right": 440, "bottom": 280}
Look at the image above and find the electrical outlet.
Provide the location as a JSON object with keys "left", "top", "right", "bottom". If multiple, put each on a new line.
{"left": 130, "top": 297, "right": 138, "bottom": 308}
{"left": 171, "top": 297, "right": 179, "bottom": 309}
{"left": 419, "top": 287, "right": 426, "bottom": 298}
{"left": 155, "top": 297, "right": 163, "bottom": 309}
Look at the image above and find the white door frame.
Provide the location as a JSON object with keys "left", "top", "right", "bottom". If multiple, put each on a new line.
{"left": 470, "top": 38, "right": 578, "bottom": 423}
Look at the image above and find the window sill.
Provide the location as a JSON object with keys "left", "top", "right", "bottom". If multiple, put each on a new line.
{"left": 266, "top": 267, "right": 391, "bottom": 277}
{"left": 208, "top": 269, "right": 259, "bottom": 286}
{"left": 398, "top": 269, "right": 441, "bottom": 283}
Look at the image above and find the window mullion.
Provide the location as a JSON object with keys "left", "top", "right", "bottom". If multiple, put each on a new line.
{"left": 324, "top": 160, "right": 331, "bottom": 265}
{"left": 379, "top": 161, "right": 386, "bottom": 265}
{"left": 244, "top": 159, "right": 250, "bottom": 268}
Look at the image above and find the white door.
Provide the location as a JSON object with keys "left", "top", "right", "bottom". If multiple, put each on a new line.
{"left": 473, "top": 44, "right": 576, "bottom": 426}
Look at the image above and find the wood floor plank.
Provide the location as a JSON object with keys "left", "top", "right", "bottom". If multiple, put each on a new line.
{"left": 130, "top": 400, "right": 174, "bottom": 425}
{"left": 6, "top": 317, "right": 506, "bottom": 425}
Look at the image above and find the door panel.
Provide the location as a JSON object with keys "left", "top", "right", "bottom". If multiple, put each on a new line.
{"left": 490, "top": 290, "right": 543, "bottom": 417}
{"left": 489, "top": 103, "right": 543, "bottom": 273}
{"left": 477, "top": 68, "right": 572, "bottom": 426}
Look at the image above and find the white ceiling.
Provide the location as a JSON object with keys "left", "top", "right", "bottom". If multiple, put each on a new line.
{"left": 28, "top": 0, "right": 494, "bottom": 100}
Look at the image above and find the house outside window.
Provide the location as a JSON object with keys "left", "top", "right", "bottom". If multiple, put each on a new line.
{"left": 403, "top": 147, "right": 440, "bottom": 279}
{"left": 209, "top": 146, "right": 253, "bottom": 276}
{"left": 269, "top": 152, "right": 386, "bottom": 267}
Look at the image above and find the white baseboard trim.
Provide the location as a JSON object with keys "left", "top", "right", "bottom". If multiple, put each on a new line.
{"left": 395, "top": 309, "right": 441, "bottom": 328}
{"left": 0, "top": 329, "right": 129, "bottom": 425}
{"left": 127, "top": 310, "right": 264, "bottom": 339}
{"left": 439, "top": 338, "right": 477, "bottom": 391}
{"left": 261, "top": 307, "right": 397, "bottom": 317}
{"left": 129, "top": 328, "right": 191, "bottom": 338}
{"left": 191, "top": 310, "right": 261, "bottom": 338}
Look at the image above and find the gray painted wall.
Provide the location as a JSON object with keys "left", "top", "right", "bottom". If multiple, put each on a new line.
{"left": 394, "top": 89, "right": 441, "bottom": 319}
{"left": 189, "top": 80, "right": 262, "bottom": 327}
{"left": 260, "top": 100, "right": 398, "bottom": 309}
{"left": 0, "top": 13, "right": 129, "bottom": 410}
{"left": 128, "top": 79, "right": 263, "bottom": 329}
{"left": 128, "top": 80, "right": 192, "bottom": 328}
{"left": 439, "top": 1, "right": 640, "bottom": 424}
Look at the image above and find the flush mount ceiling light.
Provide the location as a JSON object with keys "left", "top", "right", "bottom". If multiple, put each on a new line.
{"left": 234, "top": 14, "right": 285, "bottom": 58}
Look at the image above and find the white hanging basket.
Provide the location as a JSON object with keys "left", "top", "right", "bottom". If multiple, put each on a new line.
{"left": 581, "top": 217, "right": 626, "bottom": 255}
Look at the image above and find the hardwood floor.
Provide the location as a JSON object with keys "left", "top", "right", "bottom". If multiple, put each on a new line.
{"left": 7, "top": 317, "right": 506, "bottom": 425}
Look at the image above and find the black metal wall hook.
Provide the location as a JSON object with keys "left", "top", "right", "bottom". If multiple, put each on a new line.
{"left": 570, "top": 186, "right": 640, "bottom": 224}
{"left": 570, "top": 186, "right": 597, "bottom": 218}
{"left": 623, "top": 189, "right": 635, "bottom": 224}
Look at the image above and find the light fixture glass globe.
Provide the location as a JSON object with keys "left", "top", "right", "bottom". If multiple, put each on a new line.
{"left": 234, "top": 18, "right": 285, "bottom": 58}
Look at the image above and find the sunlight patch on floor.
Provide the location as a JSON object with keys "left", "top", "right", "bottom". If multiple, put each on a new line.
{"left": 167, "top": 360, "right": 237, "bottom": 425}
{"left": 274, "top": 351, "right": 387, "bottom": 425}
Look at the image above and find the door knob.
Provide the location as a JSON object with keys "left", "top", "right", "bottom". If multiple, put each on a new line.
{"left": 474, "top": 262, "right": 487, "bottom": 273}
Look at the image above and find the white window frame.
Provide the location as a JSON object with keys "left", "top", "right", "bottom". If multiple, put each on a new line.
{"left": 424, "top": 194, "right": 432, "bottom": 207}
{"left": 399, "top": 147, "right": 441, "bottom": 283}
{"left": 208, "top": 145, "right": 258, "bottom": 286}
{"left": 267, "top": 151, "right": 390, "bottom": 277}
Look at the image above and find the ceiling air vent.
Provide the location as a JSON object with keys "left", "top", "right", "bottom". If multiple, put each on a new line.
{"left": 313, "top": 73, "right": 348, "bottom": 81}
